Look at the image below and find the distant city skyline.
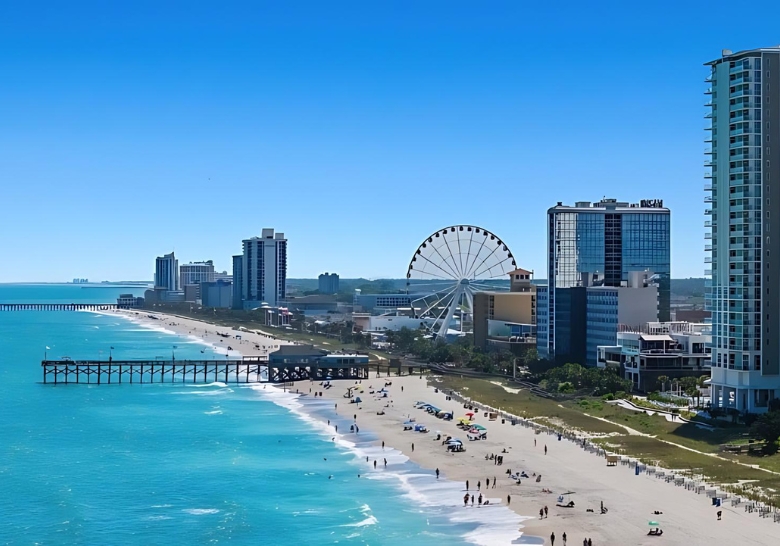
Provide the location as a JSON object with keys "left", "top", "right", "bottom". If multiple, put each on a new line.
{"left": 5, "top": 2, "right": 780, "bottom": 282}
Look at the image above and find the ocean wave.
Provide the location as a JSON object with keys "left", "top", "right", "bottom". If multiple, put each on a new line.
{"left": 204, "top": 410, "right": 223, "bottom": 415}
{"left": 343, "top": 515, "right": 378, "bottom": 527}
{"left": 187, "top": 382, "right": 228, "bottom": 388}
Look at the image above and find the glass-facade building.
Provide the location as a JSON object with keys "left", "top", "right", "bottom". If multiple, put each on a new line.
{"left": 706, "top": 48, "right": 780, "bottom": 412}
{"left": 540, "top": 199, "right": 670, "bottom": 364}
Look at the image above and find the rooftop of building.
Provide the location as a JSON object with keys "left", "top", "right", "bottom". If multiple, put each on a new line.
{"left": 270, "top": 344, "right": 327, "bottom": 357}
{"left": 181, "top": 261, "right": 214, "bottom": 267}
{"left": 706, "top": 46, "right": 780, "bottom": 66}
{"left": 548, "top": 198, "right": 669, "bottom": 213}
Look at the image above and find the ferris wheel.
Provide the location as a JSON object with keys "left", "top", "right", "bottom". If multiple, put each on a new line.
{"left": 406, "top": 225, "right": 517, "bottom": 339}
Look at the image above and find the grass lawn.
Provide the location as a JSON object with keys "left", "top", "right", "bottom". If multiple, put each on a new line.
{"left": 435, "top": 375, "right": 624, "bottom": 434}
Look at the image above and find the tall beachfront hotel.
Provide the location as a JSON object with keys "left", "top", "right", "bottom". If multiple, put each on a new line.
{"left": 537, "top": 199, "right": 670, "bottom": 364}
{"left": 706, "top": 47, "right": 780, "bottom": 412}
{"left": 240, "top": 228, "right": 287, "bottom": 308}
{"left": 154, "top": 252, "right": 179, "bottom": 291}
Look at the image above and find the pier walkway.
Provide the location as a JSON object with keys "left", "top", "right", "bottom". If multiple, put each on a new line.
{"left": 41, "top": 357, "right": 369, "bottom": 385}
{"left": 1, "top": 303, "right": 119, "bottom": 311}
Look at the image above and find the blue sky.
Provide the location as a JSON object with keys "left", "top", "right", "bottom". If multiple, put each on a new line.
{"left": 2, "top": 1, "right": 780, "bottom": 282}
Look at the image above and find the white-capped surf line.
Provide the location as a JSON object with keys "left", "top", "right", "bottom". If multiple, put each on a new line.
{"left": 249, "top": 384, "right": 532, "bottom": 546}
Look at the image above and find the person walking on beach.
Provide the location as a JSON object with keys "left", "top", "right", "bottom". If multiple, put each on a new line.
{"left": 411, "top": 443, "right": 415, "bottom": 452}
{"left": 486, "top": 478, "right": 490, "bottom": 489}
{"left": 539, "top": 508, "right": 544, "bottom": 519}
{"left": 507, "top": 494, "right": 511, "bottom": 505}
{"left": 550, "top": 531, "right": 555, "bottom": 545}
{"left": 545, "top": 445, "right": 548, "bottom": 455}
{"left": 544, "top": 505, "right": 548, "bottom": 518}
{"left": 493, "top": 476, "right": 496, "bottom": 489}
{"left": 477, "top": 480, "right": 481, "bottom": 491}
{"left": 534, "top": 438, "right": 537, "bottom": 447}
{"left": 383, "top": 458, "right": 387, "bottom": 467}
{"left": 562, "top": 531, "right": 567, "bottom": 545}
{"left": 717, "top": 510, "right": 722, "bottom": 520}
{"left": 464, "top": 493, "right": 469, "bottom": 507}
{"left": 471, "top": 495, "right": 474, "bottom": 506}
{"left": 436, "top": 468, "right": 440, "bottom": 479}
{"left": 382, "top": 441, "right": 385, "bottom": 449}
{"left": 466, "top": 480, "right": 469, "bottom": 491}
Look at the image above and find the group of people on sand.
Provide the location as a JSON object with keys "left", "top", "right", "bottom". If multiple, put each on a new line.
{"left": 462, "top": 493, "right": 491, "bottom": 507}
{"left": 549, "top": 533, "right": 592, "bottom": 546}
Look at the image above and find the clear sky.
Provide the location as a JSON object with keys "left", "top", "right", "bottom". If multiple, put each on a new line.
{"left": 3, "top": 1, "right": 780, "bottom": 282}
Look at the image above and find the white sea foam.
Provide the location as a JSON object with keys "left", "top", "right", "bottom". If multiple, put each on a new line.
{"left": 182, "top": 508, "right": 220, "bottom": 515}
{"left": 204, "top": 410, "right": 223, "bottom": 415}
{"left": 187, "top": 382, "right": 228, "bottom": 388}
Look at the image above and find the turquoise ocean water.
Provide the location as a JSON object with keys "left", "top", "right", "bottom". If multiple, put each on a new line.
{"left": 0, "top": 285, "right": 522, "bottom": 545}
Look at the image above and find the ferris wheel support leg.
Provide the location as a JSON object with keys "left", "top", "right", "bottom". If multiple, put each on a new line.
{"left": 436, "top": 283, "right": 465, "bottom": 340}
{"left": 464, "top": 291, "right": 474, "bottom": 332}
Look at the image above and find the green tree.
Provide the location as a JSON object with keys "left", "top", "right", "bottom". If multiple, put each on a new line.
{"left": 751, "top": 411, "right": 780, "bottom": 454}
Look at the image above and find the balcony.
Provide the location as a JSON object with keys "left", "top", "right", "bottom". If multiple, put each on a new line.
{"left": 705, "top": 256, "right": 714, "bottom": 263}
{"left": 705, "top": 220, "right": 714, "bottom": 227}
{"left": 704, "top": 195, "right": 714, "bottom": 203}
{"left": 705, "top": 232, "right": 713, "bottom": 239}
{"left": 705, "top": 208, "right": 713, "bottom": 215}
{"left": 704, "top": 171, "right": 715, "bottom": 179}
{"left": 705, "top": 183, "right": 713, "bottom": 190}
{"left": 705, "top": 269, "right": 713, "bottom": 276}
{"left": 705, "top": 87, "right": 713, "bottom": 94}
{"left": 705, "top": 73, "right": 715, "bottom": 83}
{"left": 705, "top": 112, "right": 714, "bottom": 119}
{"left": 704, "top": 160, "right": 714, "bottom": 167}
{"left": 705, "top": 244, "right": 713, "bottom": 251}
{"left": 704, "top": 148, "right": 713, "bottom": 154}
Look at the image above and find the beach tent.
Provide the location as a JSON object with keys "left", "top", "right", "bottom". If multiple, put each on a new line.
{"left": 427, "top": 406, "right": 441, "bottom": 413}
{"left": 354, "top": 397, "right": 362, "bottom": 403}
{"left": 470, "top": 424, "right": 487, "bottom": 431}
{"left": 446, "top": 438, "right": 463, "bottom": 445}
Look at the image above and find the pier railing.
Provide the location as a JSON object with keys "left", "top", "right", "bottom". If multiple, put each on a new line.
{"left": 41, "top": 358, "right": 369, "bottom": 385}
{"left": 1, "top": 303, "right": 119, "bottom": 311}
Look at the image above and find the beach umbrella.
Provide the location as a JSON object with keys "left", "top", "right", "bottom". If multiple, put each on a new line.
{"left": 465, "top": 412, "right": 475, "bottom": 416}
{"left": 471, "top": 424, "right": 487, "bottom": 431}
{"left": 648, "top": 521, "right": 660, "bottom": 527}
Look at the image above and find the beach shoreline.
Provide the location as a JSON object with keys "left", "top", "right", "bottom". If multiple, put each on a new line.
{"left": 108, "top": 309, "right": 780, "bottom": 545}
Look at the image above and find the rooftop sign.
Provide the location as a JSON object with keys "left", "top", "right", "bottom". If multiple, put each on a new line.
{"left": 640, "top": 199, "right": 664, "bottom": 208}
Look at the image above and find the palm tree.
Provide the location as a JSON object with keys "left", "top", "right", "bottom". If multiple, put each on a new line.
{"left": 658, "top": 375, "right": 669, "bottom": 393}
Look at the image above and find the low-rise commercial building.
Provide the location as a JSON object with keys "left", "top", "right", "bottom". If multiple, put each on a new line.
{"left": 117, "top": 294, "right": 144, "bottom": 309}
{"left": 473, "top": 268, "right": 536, "bottom": 354}
{"left": 597, "top": 321, "right": 711, "bottom": 393}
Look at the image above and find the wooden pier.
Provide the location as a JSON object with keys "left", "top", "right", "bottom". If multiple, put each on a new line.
{"left": 41, "top": 357, "right": 369, "bottom": 385}
{"left": 1, "top": 303, "right": 119, "bottom": 311}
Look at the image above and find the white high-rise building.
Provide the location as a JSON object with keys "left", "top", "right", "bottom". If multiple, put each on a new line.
{"left": 241, "top": 229, "right": 287, "bottom": 307}
{"left": 179, "top": 261, "right": 215, "bottom": 288}
{"left": 706, "top": 47, "right": 780, "bottom": 412}
{"left": 154, "top": 252, "right": 179, "bottom": 291}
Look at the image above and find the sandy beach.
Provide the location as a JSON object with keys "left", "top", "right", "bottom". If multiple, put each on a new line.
{"left": 111, "top": 309, "right": 780, "bottom": 545}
